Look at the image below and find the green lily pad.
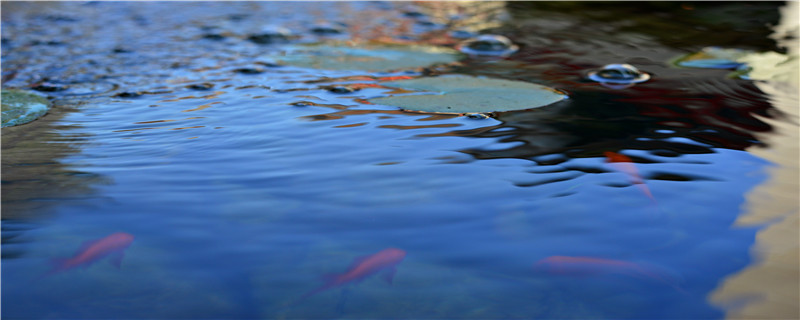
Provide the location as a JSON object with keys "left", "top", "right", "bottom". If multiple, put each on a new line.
{"left": 369, "top": 75, "right": 567, "bottom": 114}
{"left": 2, "top": 89, "right": 51, "bottom": 127}
{"left": 672, "top": 47, "right": 752, "bottom": 69}
{"left": 268, "top": 42, "right": 463, "bottom": 72}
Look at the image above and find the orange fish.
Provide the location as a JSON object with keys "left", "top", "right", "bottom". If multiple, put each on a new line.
{"left": 48, "top": 232, "right": 134, "bottom": 274}
{"left": 296, "top": 248, "right": 406, "bottom": 303}
{"left": 533, "top": 256, "right": 685, "bottom": 293}
{"left": 604, "top": 151, "right": 655, "bottom": 202}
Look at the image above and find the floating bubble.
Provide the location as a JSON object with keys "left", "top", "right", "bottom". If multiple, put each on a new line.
{"left": 456, "top": 34, "right": 519, "bottom": 57}
{"left": 586, "top": 64, "right": 650, "bottom": 84}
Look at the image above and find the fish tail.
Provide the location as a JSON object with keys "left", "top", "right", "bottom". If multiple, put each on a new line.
{"left": 286, "top": 283, "right": 334, "bottom": 308}
{"left": 41, "top": 258, "right": 71, "bottom": 279}
{"left": 50, "top": 258, "right": 70, "bottom": 272}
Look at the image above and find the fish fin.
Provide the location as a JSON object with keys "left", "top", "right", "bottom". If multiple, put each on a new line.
{"left": 381, "top": 267, "right": 397, "bottom": 285}
{"left": 109, "top": 251, "right": 125, "bottom": 268}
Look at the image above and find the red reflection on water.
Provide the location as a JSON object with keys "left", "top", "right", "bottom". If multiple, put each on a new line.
{"left": 604, "top": 151, "right": 656, "bottom": 203}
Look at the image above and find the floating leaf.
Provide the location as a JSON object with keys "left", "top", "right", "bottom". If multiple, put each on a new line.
{"left": 369, "top": 75, "right": 567, "bottom": 114}
{"left": 1, "top": 89, "right": 51, "bottom": 127}
{"left": 267, "top": 42, "right": 463, "bottom": 72}
{"left": 672, "top": 47, "right": 752, "bottom": 69}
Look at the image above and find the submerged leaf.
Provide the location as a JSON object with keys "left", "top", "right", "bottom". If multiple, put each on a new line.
{"left": 267, "top": 42, "right": 463, "bottom": 72}
{"left": 1, "top": 89, "right": 51, "bottom": 127}
{"left": 369, "top": 75, "right": 567, "bottom": 114}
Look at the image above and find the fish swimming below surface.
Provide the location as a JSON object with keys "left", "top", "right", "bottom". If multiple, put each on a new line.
{"left": 532, "top": 256, "right": 686, "bottom": 293}
{"left": 604, "top": 151, "right": 656, "bottom": 203}
{"left": 47, "top": 232, "right": 135, "bottom": 275}
{"left": 293, "top": 248, "right": 407, "bottom": 305}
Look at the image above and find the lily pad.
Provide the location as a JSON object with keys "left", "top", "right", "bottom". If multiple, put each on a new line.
{"left": 369, "top": 75, "right": 567, "bottom": 114}
{"left": 2, "top": 89, "right": 51, "bottom": 127}
{"left": 672, "top": 47, "right": 753, "bottom": 69}
{"left": 267, "top": 42, "right": 463, "bottom": 72}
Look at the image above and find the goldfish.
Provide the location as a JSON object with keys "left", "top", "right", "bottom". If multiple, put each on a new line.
{"left": 604, "top": 151, "right": 656, "bottom": 203}
{"left": 533, "top": 256, "right": 685, "bottom": 293}
{"left": 48, "top": 232, "right": 134, "bottom": 275}
{"left": 295, "top": 248, "right": 406, "bottom": 303}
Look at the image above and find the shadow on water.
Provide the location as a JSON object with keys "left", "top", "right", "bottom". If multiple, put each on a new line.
{"left": 1, "top": 99, "right": 110, "bottom": 259}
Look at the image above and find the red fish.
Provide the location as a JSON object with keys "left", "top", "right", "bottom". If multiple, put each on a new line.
{"left": 604, "top": 151, "right": 655, "bottom": 202}
{"left": 48, "top": 232, "right": 134, "bottom": 274}
{"left": 296, "top": 248, "right": 406, "bottom": 303}
{"left": 533, "top": 256, "right": 685, "bottom": 293}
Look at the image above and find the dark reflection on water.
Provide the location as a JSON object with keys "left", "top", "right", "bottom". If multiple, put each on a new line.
{"left": 1, "top": 1, "right": 794, "bottom": 319}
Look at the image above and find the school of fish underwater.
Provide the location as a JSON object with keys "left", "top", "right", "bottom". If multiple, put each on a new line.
{"left": 2, "top": 2, "right": 798, "bottom": 319}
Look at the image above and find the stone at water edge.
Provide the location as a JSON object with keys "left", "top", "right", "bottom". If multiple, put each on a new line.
{"left": 2, "top": 89, "right": 52, "bottom": 127}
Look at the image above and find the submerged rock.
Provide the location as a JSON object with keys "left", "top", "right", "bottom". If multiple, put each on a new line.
{"left": 369, "top": 75, "right": 567, "bottom": 114}
{"left": 267, "top": 42, "right": 462, "bottom": 72}
{"left": 1, "top": 89, "right": 51, "bottom": 127}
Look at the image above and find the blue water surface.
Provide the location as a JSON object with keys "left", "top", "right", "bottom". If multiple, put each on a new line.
{"left": 1, "top": 2, "right": 792, "bottom": 319}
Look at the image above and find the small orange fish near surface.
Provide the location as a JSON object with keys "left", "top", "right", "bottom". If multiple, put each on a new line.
{"left": 295, "top": 248, "right": 406, "bottom": 303}
{"left": 533, "top": 256, "right": 685, "bottom": 293}
{"left": 48, "top": 232, "right": 134, "bottom": 275}
{"left": 604, "top": 151, "right": 656, "bottom": 203}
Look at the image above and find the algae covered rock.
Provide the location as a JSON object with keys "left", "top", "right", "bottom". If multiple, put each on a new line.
{"left": 369, "top": 75, "right": 567, "bottom": 114}
{"left": 268, "top": 42, "right": 463, "bottom": 72}
{"left": 2, "top": 89, "right": 51, "bottom": 127}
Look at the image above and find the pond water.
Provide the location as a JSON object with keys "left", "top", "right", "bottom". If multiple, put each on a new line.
{"left": 2, "top": 2, "right": 797, "bottom": 319}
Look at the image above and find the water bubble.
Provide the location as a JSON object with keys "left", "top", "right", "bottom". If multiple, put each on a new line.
{"left": 586, "top": 63, "right": 650, "bottom": 84}
{"left": 456, "top": 34, "right": 519, "bottom": 57}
